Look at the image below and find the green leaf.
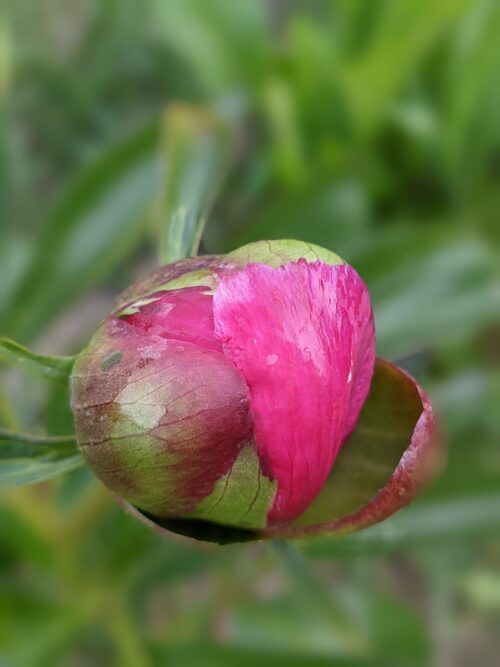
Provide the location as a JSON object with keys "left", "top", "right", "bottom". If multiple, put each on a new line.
{"left": 364, "top": 231, "right": 500, "bottom": 359}
{"left": 0, "top": 234, "right": 31, "bottom": 315}
{"left": 302, "top": 494, "right": 500, "bottom": 558}
{"left": 229, "top": 585, "right": 428, "bottom": 662}
{"left": 4, "top": 122, "right": 160, "bottom": 339}
{"left": 151, "top": 0, "right": 269, "bottom": 95}
{"left": 271, "top": 540, "right": 364, "bottom": 652}
{"left": 158, "top": 103, "right": 233, "bottom": 263}
{"left": 0, "top": 337, "right": 75, "bottom": 381}
{"left": 444, "top": 0, "right": 500, "bottom": 189}
{"left": 151, "top": 645, "right": 382, "bottom": 667}
{"left": 340, "top": 0, "right": 468, "bottom": 136}
{"left": 0, "top": 428, "right": 84, "bottom": 488}
{"left": 0, "top": 503, "right": 53, "bottom": 567}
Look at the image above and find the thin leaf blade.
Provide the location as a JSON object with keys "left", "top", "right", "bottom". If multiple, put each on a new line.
{"left": 4, "top": 122, "right": 160, "bottom": 339}
{"left": 158, "top": 103, "right": 234, "bottom": 263}
{"left": 302, "top": 494, "right": 500, "bottom": 558}
{"left": 0, "top": 337, "right": 75, "bottom": 380}
{"left": 0, "top": 428, "right": 84, "bottom": 488}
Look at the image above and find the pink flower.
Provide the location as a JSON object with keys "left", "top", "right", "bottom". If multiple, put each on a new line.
{"left": 71, "top": 240, "right": 441, "bottom": 543}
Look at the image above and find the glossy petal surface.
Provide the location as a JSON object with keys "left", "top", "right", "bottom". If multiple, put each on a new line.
{"left": 114, "top": 255, "right": 222, "bottom": 309}
{"left": 271, "top": 358, "right": 442, "bottom": 539}
{"left": 120, "top": 286, "right": 221, "bottom": 352}
{"left": 213, "top": 260, "right": 375, "bottom": 526}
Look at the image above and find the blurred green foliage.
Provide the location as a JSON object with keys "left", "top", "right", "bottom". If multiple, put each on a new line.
{"left": 1, "top": 0, "right": 499, "bottom": 665}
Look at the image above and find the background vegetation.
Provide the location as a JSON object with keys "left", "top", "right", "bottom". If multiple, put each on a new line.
{"left": 1, "top": 1, "right": 499, "bottom": 665}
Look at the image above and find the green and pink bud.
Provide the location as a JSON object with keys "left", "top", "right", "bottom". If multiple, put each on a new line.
{"left": 70, "top": 240, "right": 441, "bottom": 543}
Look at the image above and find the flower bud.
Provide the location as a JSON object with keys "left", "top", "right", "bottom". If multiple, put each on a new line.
{"left": 71, "top": 240, "right": 440, "bottom": 543}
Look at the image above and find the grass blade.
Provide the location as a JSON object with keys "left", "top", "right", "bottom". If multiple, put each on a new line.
{"left": 0, "top": 428, "right": 83, "bottom": 488}
{"left": 0, "top": 337, "right": 75, "bottom": 381}
{"left": 158, "top": 103, "right": 233, "bottom": 263}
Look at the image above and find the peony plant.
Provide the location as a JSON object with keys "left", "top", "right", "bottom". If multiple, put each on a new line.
{"left": 69, "top": 239, "right": 440, "bottom": 544}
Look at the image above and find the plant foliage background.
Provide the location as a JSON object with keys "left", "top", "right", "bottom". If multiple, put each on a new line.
{"left": 1, "top": 1, "right": 499, "bottom": 665}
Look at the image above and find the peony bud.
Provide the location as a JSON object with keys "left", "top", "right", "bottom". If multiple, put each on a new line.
{"left": 70, "top": 240, "right": 441, "bottom": 543}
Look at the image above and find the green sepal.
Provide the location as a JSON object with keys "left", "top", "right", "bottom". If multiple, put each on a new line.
{"left": 187, "top": 443, "right": 277, "bottom": 530}
{"left": 227, "top": 239, "right": 345, "bottom": 268}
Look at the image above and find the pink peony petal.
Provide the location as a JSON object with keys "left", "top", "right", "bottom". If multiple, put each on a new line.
{"left": 213, "top": 260, "right": 375, "bottom": 526}
{"left": 269, "top": 358, "right": 443, "bottom": 539}
{"left": 121, "top": 286, "right": 222, "bottom": 353}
